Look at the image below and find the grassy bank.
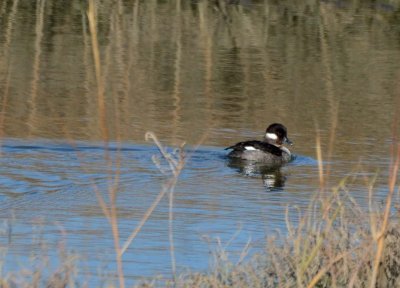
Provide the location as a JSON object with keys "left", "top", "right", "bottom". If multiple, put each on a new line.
{"left": 156, "top": 197, "right": 400, "bottom": 288}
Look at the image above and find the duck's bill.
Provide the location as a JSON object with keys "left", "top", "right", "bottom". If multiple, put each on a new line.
{"left": 284, "top": 137, "right": 293, "bottom": 145}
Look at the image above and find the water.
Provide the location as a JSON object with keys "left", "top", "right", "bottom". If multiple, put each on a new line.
{"left": 0, "top": 140, "right": 314, "bottom": 277}
{"left": 0, "top": 137, "right": 393, "bottom": 285}
{"left": 0, "top": 0, "right": 399, "bottom": 286}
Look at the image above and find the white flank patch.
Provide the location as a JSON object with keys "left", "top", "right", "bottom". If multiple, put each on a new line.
{"left": 244, "top": 146, "right": 257, "bottom": 151}
{"left": 266, "top": 133, "right": 278, "bottom": 140}
{"left": 281, "top": 146, "right": 291, "bottom": 156}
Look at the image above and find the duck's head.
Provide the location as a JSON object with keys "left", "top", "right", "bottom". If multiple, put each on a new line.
{"left": 264, "top": 123, "right": 292, "bottom": 146}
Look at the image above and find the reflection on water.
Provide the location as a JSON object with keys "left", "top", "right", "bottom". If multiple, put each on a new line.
{"left": 226, "top": 158, "right": 288, "bottom": 190}
{"left": 0, "top": 0, "right": 399, "bottom": 285}
{"left": 0, "top": 0, "right": 399, "bottom": 153}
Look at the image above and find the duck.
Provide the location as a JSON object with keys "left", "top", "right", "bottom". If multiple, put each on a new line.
{"left": 225, "top": 123, "right": 293, "bottom": 165}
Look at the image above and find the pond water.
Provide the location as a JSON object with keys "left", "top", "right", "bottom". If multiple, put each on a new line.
{"left": 0, "top": 0, "right": 399, "bottom": 286}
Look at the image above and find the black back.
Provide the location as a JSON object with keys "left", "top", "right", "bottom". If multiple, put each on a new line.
{"left": 225, "top": 140, "right": 283, "bottom": 156}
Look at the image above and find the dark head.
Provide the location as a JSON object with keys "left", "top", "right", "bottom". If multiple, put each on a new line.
{"left": 264, "top": 123, "right": 292, "bottom": 146}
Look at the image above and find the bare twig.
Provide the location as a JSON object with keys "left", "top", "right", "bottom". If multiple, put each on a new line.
{"left": 121, "top": 132, "right": 185, "bottom": 258}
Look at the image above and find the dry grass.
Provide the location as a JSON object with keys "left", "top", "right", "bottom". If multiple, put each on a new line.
{"left": 0, "top": 226, "right": 81, "bottom": 288}
{"left": 134, "top": 163, "right": 400, "bottom": 288}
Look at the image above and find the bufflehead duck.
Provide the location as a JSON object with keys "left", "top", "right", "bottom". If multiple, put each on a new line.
{"left": 225, "top": 123, "right": 293, "bottom": 165}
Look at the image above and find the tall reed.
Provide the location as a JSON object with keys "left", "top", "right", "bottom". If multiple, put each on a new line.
{"left": 87, "top": 1, "right": 124, "bottom": 288}
{"left": 369, "top": 76, "right": 400, "bottom": 288}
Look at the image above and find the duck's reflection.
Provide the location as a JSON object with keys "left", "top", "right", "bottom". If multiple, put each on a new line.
{"left": 227, "top": 158, "right": 286, "bottom": 190}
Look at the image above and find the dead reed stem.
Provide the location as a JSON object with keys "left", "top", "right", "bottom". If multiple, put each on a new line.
{"left": 120, "top": 132, "right": 186, "bottom": 275}
{"left": 370, "top": 147, "right": 399, "bottom": 287}
{"left": 87, "top": 1, "right": 124, "bottom": 288}
{"left": 369, "top": 73, "right": 400, "bottom": 288}
{"left": 167, "top": 0, "right": 183, "bottom": 279}
{"left": 307, "top": 251, "right": 349, "bottom": 288}
{"left": 121, "top": 131, "right": 210, "bottom": 285}
{"left": 315, "top": 128, "right": 324, "bottom": 189}
{"left": 369, "top": 141, "right": 400, "bottom": 287}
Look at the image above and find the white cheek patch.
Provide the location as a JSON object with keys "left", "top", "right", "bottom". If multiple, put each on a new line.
{"left": 266, "top": 133, "right": 278, "bottom": 140}
{"left": 244, "top": 146, "right": 257, "bottom": 151}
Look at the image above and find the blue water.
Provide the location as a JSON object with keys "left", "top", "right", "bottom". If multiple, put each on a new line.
{"left": 0, "top": 138, "right": 393, "bottom": 286}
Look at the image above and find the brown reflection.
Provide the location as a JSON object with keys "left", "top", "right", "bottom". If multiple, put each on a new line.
{"left": 199, "top": 0, "right": 214, "bottom": 137}
{"left": 0, "top": 0, "right": 399, "bottom": 162}
{"left": 172, "top": 0, "right": 182, "bottom": 145}
{"left": 318, "top": 2, "right": 339, "bottom": 188}
{"left": 0, "top": 1, "right": 19, "bottom": 152}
